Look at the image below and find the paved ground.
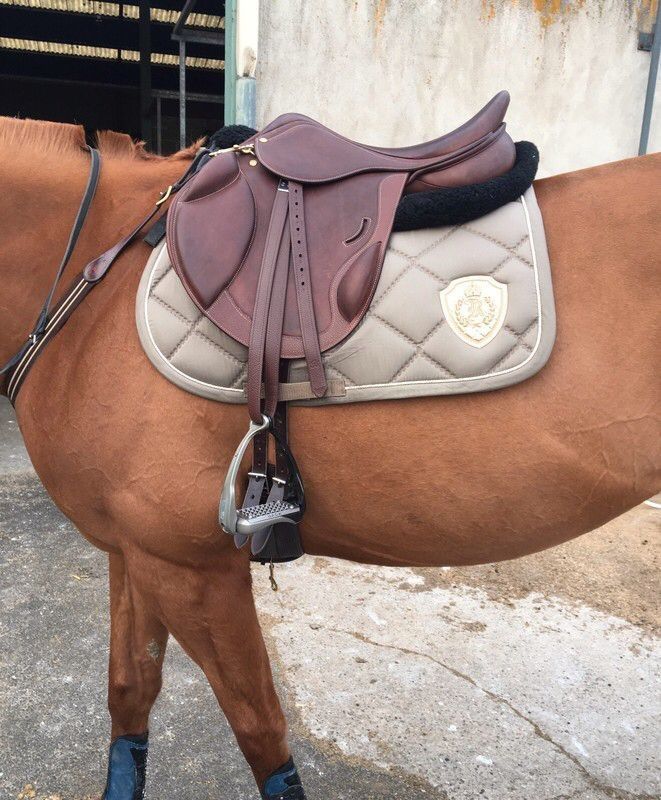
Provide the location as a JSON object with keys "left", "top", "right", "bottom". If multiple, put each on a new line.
{"left": 0, "top": 398, "right": 659, "bottom": 800}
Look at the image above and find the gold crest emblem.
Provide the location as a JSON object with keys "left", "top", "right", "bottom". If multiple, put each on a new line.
{"left": 439, "top": 276, "right": 508, "bottom": 348}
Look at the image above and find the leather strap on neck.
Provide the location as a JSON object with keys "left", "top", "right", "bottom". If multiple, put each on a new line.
{"left": 1, "top": 146, "right": 101, "bottom": 398}
{"left": 2, "top": 144, "right": 211, "bottom": 404}
{"left": 84, "top": 146, "right": 211, "bottom": 284}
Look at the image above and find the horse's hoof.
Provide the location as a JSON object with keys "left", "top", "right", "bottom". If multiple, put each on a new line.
{"left": 102, "top": 733, "right": 149, "bottom": 800}
{"left": 261, "top": 758, "right": 307, "bottom": 799}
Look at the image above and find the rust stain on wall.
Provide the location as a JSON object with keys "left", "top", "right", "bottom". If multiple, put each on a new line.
{"left": 638, "top": 0, "right": 659, "bottom": 30}
{"left": 482, "top": 1, "right": 497, "bottom": 21}
{"left": 481, "top": 0, "right": 657, "bottom": 28}
{"left": 374, "top": 0, "right": 389, "bottom": 35}
{"left": 535, "top": 0, "right": 583, "bottom": 27}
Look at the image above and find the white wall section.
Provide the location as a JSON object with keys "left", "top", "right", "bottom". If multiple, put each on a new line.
{"left": 256, "top": 0, "right": 660, "bottom": 176}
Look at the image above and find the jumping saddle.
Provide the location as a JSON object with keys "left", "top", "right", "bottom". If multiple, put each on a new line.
{"left": 166, "top": 91, "right": 517, "bottom": 557}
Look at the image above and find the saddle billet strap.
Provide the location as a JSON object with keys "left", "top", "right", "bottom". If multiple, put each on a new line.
{"left": 250, "top": 394, "right": 291, "bottom": 556}
{"left": 272, "top": 362, "right": 292, "bottom": 487}
{"left": 250, "top": 365, "right": 293, "bottom": 557}
{"left": 288, "top": 182, "right": 326, "bottom": 399}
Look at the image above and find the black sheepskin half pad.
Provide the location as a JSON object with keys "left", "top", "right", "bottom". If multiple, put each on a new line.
{"left": 206, "top": 124, "right": 257, "bottom": 152}
{"left": 204, "top": 126, "right": 539, "bottom": 233}
{"left": 393, "top": 141, "right": 539, "bottom": 231}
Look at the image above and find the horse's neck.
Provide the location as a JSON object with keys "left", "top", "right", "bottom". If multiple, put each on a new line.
{"left": 0, "top": 151, "right": 186, "bottom": 367}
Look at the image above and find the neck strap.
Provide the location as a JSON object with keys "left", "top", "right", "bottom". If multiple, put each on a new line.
{"left": 1, "top": 146, "right": 101, "bottom": 386}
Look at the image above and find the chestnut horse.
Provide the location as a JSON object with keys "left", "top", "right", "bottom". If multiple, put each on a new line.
{"left": 1, "top": 117, "right": 659, "bottom": 799}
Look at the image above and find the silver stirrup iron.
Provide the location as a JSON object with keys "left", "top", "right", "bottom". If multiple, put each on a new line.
{"left": 219, "top": 415, "right": 305, "bottom": 538}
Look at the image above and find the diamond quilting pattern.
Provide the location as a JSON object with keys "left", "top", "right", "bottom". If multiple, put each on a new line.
{"left": 321, "top": 315, "right": 417, "bottom": 387}
{"left": 151, "top": 266, "right": 201, "bottom": 324}
{"left": 138, "top": 191, "right": 553, "bottom": 403}
{"left": 375, "top": 268, "right": 444, "bottom": 343}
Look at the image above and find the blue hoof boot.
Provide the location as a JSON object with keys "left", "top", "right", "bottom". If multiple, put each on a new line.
{"left": 262, "top": 758, "right": 307, "bottom": 799}
{"left": 102, "top": 733, "right": 149, "bottom": 800}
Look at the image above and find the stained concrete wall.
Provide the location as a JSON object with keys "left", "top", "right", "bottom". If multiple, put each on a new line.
{"left": 256, "top": 0, "right": 660, "bottom": 176}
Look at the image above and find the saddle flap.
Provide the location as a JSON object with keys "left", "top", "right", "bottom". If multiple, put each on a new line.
{"left": 167, "top": 153, "right": 258, "bottom": 310}
{"left": 166, "top": 148, "right": 408, "bottom": 360}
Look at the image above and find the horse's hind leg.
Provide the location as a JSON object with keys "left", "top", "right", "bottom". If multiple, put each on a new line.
{"left": 102, "top": 552, "right": 168, "bottom": 800}
{"left": 124, "top": 545, "right": 306, "bottom": 799}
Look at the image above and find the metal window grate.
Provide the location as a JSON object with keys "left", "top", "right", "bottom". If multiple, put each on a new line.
{"left": 0, "top": 0, "right": 224, "bottom": 28}
{"left": 0, "top": 36, "right": 224, "bottom": 69}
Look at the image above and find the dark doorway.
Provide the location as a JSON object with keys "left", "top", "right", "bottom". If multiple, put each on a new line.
{"left": 0, "top": 1, "right": 225, "bottom": 153}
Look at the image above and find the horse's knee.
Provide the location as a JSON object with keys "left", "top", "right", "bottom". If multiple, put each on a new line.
{"left": 108, "top": 664, "right": 162, "bottom": 721}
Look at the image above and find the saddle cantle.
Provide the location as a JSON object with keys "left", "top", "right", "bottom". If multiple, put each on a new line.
{"left": 166, "top": 91, "right": 517, "bottom": 555}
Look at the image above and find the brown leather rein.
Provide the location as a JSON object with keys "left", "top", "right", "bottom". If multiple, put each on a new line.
{"left": 1, "top": 144, "right": 210, "bottom": 405}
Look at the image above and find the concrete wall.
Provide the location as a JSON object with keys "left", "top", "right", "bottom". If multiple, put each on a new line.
{"left": 256, "top": 0, "right": 660, "bottom": 176}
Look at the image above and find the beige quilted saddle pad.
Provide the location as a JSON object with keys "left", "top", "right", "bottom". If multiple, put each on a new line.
{"left": 136, "top": 187, "right": 555, "bottom": 405}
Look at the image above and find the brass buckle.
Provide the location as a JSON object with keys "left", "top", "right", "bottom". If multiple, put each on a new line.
{"left": 209, "top": 143, "right": 256, "bottom": 158}
{"left": 155, "top": 184, "right": 174, "bottom": 207}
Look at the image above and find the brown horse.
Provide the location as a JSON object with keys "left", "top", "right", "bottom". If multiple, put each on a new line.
{"left": 1, "top": 117, "right": 659, "bottom": 798}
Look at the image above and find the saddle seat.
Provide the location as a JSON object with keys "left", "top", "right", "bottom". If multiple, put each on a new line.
{"left": 165, "top": 90, "right": 517, "bottom": 546}
{"left": 255, "top": 90, "right": 514, "bottom": 191}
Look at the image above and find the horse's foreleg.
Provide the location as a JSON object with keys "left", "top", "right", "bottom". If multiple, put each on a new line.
{"left": 103, "top": 552, "right": 168, "bottom": 800}
{"left": 124, "top": 545, "right": 306, "bottom": 799}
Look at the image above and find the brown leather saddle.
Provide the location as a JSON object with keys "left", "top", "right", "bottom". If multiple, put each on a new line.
{"left": 166, "top": 91, "right": 516, "bottom": 557}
